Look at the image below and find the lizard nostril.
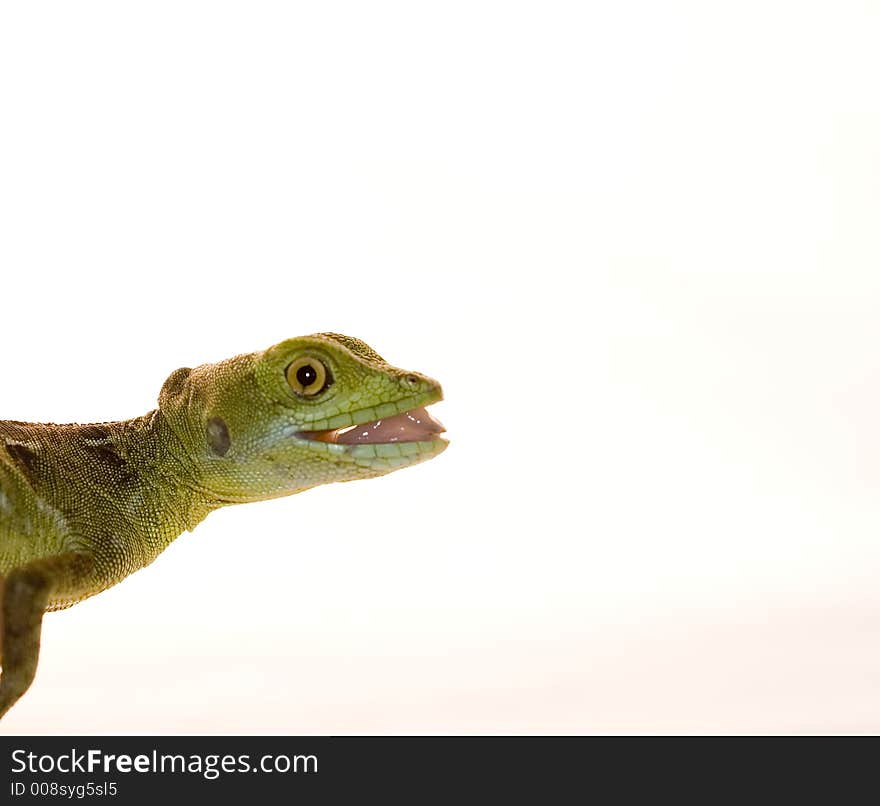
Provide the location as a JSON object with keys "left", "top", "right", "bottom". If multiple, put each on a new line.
{"left": 403, "top": 374, "right": 420, "bottom": 387}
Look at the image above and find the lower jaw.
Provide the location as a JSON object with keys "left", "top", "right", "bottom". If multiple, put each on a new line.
{"left": 302, "top": 436, "right": 449, "bottom": 466}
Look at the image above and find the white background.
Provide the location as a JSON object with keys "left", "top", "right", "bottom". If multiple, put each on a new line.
{"left": 1, "top": 2, "right": 879, "bottom": 734}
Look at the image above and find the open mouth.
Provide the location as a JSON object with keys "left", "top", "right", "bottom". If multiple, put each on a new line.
{"left": 296, "top": 406, "right": 445, "bottom": 445}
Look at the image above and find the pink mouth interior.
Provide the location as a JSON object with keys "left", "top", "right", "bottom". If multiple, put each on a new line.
{"left": 298, "top": 407, "right": 445, "bottom": 445}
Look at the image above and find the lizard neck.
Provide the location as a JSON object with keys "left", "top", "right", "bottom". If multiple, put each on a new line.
{"left": 115, "top": 409, "right": 217, "bottom": 543}
{"left": 53, "top": 410, "right": 218, "bottom": 573}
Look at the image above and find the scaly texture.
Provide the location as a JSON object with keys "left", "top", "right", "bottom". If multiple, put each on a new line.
{"left": 0, "top": 333, "right": 446, "bottom": 718}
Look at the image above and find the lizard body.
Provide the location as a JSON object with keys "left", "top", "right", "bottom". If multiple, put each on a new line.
{"left": 0, "top": 333, "right": 446, "bottom": 719}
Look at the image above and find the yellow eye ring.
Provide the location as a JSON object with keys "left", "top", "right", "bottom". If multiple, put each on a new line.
{"left": 285, "top": 357, "right": 329, "bottom": 397}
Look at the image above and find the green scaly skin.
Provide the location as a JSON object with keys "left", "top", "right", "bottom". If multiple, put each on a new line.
{"left": 0, "top": 333, "right": 446, "bottom": 719}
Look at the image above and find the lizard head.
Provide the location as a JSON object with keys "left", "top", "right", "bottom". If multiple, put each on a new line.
{"left": 158, "top": 333, "right": 447, "bottom": 504}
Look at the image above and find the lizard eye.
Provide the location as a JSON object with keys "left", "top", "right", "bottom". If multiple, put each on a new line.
{"left": 285, "top": 357, "right": 330, "bottom": 397}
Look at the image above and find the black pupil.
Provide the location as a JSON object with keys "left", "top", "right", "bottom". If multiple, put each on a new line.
{"left": 296, "top": 364, "right": 318, "bottom": 388}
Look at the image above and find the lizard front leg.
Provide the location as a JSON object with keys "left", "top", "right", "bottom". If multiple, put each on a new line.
{"left": 0, "top": 552, "right": 95, "bottom": 719}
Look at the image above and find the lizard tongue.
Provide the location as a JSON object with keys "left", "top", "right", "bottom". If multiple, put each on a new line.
{"left": 334, "top": 407, "right": 445, "bottom": 444}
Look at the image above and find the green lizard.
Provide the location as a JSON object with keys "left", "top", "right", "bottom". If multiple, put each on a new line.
{"left": 0, "top": 333, "right": 446, "bottom": 720}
